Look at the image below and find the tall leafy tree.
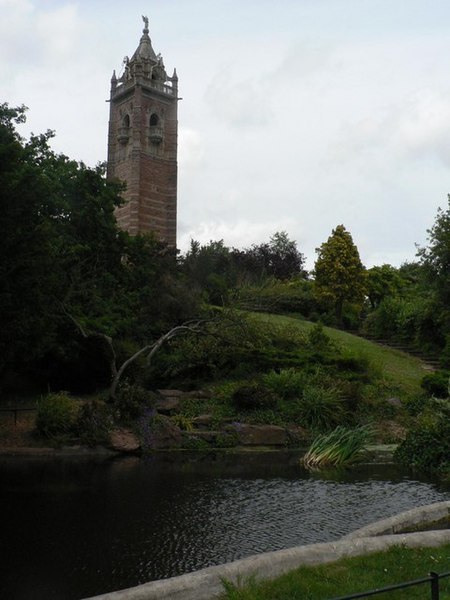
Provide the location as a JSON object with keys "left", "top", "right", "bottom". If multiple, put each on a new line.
{"left": 366, "top": 264, "right": 404, "bottom": 309}
{"left": 418, "top": 196, "right": 450, "bottom": 303}
{"left": 0, "top": 104, "right": 59, "bottom": 379}
{"left": 314, "top": 224, "right": 366, "bottom": 324}
{"left": 0, "top": 103, "right": 199, "bottom": 392}
{"left": 235, "top": 231, "right": 306, "bottom": 282}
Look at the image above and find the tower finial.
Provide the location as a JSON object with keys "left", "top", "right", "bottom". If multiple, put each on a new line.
{"left": 142, "top": 15, "right": 149, "bottom": 33}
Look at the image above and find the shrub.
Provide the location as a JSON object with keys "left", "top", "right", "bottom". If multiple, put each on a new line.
{"left": 262, "top": 368, "right": 306, "bottom": 399}
{"left": 421, "top": 371, "right": 450, "bottom": 398}
{"left": 232, "top": 383, "right": 278, "bottom": 411}
{"left": 394, "top": 401, "right": 450, "bottom": 476}
{"left": 113, "top": 380, "right": 156, "bottom": 422}
{"left": 307, "top": 322, "right": 334, "bottom": 351}
{"left": 171, "top": 414, "right": 194, "bottom": 432}
{"left": 334, "top": 354, "right": 370, "bottom": 373}
{"left": 36, "top": 391, "right": 79, "bottom": 438}
{"left": 295, "top": 385, "right": 346, "bottom": 431}
{"left": 405, "top": 395, "right": 429, "bottom": 416}
{"left": 76, "top": 401, "right": 112, "bottom": 446}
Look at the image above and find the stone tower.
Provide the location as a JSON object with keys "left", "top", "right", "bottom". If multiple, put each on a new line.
{"left": 107, "top": 16, "right": 178, "bottom": 247}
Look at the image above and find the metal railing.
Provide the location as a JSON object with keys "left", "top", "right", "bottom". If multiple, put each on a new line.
{"left": 329, "top": 570, "right": 450, "bottom": 600}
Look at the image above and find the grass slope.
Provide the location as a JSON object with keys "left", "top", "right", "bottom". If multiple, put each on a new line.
{"left": 249, "top": 312, "right": 427, "bottom": 399}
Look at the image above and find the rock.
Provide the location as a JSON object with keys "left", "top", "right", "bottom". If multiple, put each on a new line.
{"left": 192, "top": 414, "right": 214, "bottom": 429}
{"left": 155, "top": 397, "right": 181, "bottom": 415}
{"left": 144, "top": 415, "right": 182, "bottom": 450}
{"left": 386, "top": 397, "right": 402, "bottom": 409}
{"left": 184, "top": 431, "right": 218, "bottom": 443}
{"left": 286, "top": 426, "right": 309, "bottom": 446}
{"left": 232, "top": 423, "right": 287, "bottom": 446}
{"left": 186, "top": 389, "right": 212, "bottom": 399}
{"left": 157, "top": 389, "right": 184, "bottom": 397}
{"left": 109, "top": 428, "right": 141, "bottom": 453}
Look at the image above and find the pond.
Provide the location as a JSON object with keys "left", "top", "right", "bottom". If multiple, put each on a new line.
{"left": 1, "top": 451, "right": 449, "bottom": 600}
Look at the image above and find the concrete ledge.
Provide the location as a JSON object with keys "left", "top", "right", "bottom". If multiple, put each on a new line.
{"left": 344, "top": 500, "right": 450, "bottom": 539}
{"left": 84, "top": 529, "right": 450, "bottom": 600}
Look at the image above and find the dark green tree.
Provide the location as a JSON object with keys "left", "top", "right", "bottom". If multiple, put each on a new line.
{"left": 366, "top": 264, "right": 404, "bottom": 309}
{"left": 0, "top": 104, "right": 60, "bottom": 383}
{"left": 418, "top": 196, "right": 450, "bottom": 303}
{"left": 0, "top": 104, "right": 199, "bottom": 393}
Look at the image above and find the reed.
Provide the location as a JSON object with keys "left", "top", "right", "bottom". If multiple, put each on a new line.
{"left": 301, "top": 425, "right": 373, "bottom": 469}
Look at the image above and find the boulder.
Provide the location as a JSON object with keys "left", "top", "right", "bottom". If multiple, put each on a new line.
{"left": 155, "top": 389, "right": 186, "bottom": 415}
{"left": 192, "top": 414, "right": 214, "bottom": 429}
{"left": 155, "top": 396, "right": 181, "bottom": 415}
{"left": 386, "top": 397, "right": 402, "bottom": 409}
{"left": 232, "top": 423, "right": 287, "bottom": 446}
{"left": 109, "top": 428, "right": 141, "bottom": 453}
{"left": 145, "top": 415, "right": 182, "bottom": 450}
{"left": 157, "top": 389, "right": 184, "bottom": 397}
{"left": 186, "top": 389, "right": 212, "bottom": 399}
{"left": 286, "top": 426, "right": 309, "bottom": 446}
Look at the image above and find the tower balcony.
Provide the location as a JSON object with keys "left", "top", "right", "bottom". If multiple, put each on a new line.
{"left": 117, "top": 126, "right": 130, "bottom": 144}
{"left": 148, "top": 125, "right": 163, "bottom": 144}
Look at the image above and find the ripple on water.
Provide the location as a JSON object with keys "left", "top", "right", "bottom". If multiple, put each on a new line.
{"left": 0, "top": 456, "right": 449, "bottom": 599}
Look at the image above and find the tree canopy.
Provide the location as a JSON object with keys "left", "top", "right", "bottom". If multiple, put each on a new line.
{"left": 314, "top": 224, "right": 366, "bottom": 324}
{"left": 0, "top": 104, "right": 197, "bottom": 393}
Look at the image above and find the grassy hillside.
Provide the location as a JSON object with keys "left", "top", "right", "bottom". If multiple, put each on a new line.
{"left": 249, "top": 312, "right": 426, "bottom": 399}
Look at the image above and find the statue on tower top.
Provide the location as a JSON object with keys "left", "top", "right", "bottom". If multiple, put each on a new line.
{"left": 142, "top": 15, "right": 149, "bottom": 31}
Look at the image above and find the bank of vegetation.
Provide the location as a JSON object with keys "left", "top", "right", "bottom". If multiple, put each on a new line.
{"left": 1, "top": 103, "right": 449, "bottom": 478}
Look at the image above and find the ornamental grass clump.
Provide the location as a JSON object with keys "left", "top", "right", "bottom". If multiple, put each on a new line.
{"left": 301, "top": 425, "right": 373, "bottom": 470}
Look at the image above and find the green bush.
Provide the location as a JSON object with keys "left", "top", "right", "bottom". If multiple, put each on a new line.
{"left": 405, "top": 395, "right": 429, "bottom": 416}
{"left": 76, "top": 401, "right": 112, "bottom": 446}
{"left": 394, "top": 401, "right": 450, "bottom": 476}
{"left": 421, "top": 371, "right": 450, "bottom": 398}
{"left": 307, "top": 322, "right": 335, "bottom": 351}
{"left": 232, "top": 383, "right": 278, "bottom": 411}
{"left": 36, "top": 391, "right": 79, "bottom": 438}
{"left": 113, "top": 380, "right": 156, "bottom": 422}
{"left": 262, "top": 368, "right": 306, "bottom": 399}
{"left": 295, "top": 385, "right": 346, "bottom": 431}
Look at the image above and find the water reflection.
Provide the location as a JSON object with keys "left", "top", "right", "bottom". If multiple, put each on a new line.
{"left": 1, "top": 452, "right": 449, "bottom": 600}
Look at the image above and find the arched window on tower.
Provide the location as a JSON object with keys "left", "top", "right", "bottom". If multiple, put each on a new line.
{"left": 149, "top": 113, "right": 163, "bottom": 144}
{"left": 117, "top": 114, "right": 131, "bottom": 145}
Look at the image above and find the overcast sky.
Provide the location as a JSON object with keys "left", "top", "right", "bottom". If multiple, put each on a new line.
{"left": 3, "top": 0, "right": 450, "bottom": 269}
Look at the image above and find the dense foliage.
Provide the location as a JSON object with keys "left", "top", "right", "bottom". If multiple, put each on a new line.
{"left": 181, "top": 231, "right": 307, "bottom": 305}
{"left": 395, "top": 397, "right": 450, "bottom": 477}
{"left": 0, "top": 104, "right": 198, "bottom": 394}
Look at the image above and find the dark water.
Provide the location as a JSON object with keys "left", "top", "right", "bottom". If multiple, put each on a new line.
{"left": 1, "top": 452, "right": 449, "bottom": 600}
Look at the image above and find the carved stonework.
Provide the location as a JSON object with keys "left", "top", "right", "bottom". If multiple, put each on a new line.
{"left": 106, "top": 18, "right": 178, "bottom": 245}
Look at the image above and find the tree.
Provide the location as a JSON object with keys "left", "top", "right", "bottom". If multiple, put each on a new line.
{"left": 181, "top": 239, "right": 234, "bottom": 304}
{"left": 418, "top": 196, "right": 450, "bottom": 304}
{"left": 233, "top": 231, "right": 307, "bottom": 283}
{"left": 366, "top": 264, "right": 404, "bottom": 309}
{"left": 0, "top": 104, "right": 60, "bottom": 381}
{"left": 314, "top": 225, "right": 366, "bottom": 325}
{"left": 0, "top": 103, "right": 200, "bottom": 393}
